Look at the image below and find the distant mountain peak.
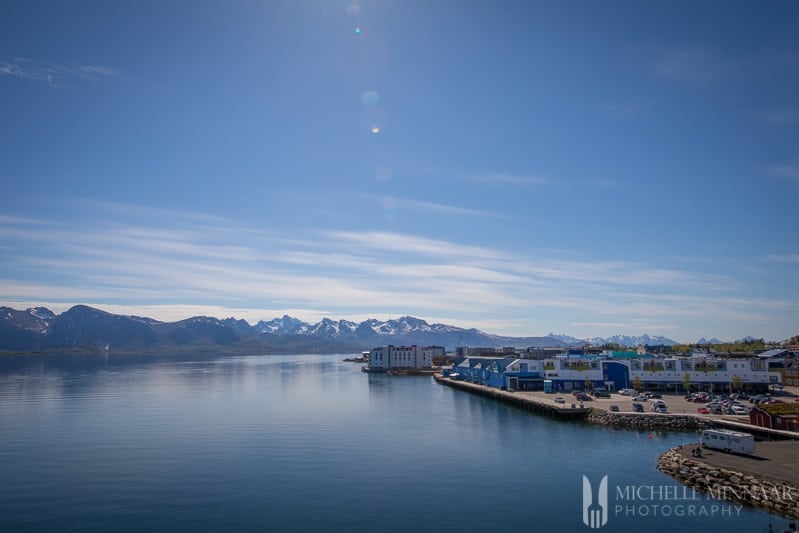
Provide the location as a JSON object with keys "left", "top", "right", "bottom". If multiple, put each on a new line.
{"left": 27, "top": 307, "right": 56, "bottom": 320}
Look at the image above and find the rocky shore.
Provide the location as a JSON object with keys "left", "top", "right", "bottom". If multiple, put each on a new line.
{"left": 586, "top": 409, "right": 714, "bottom": 431}
{"left": 657, "top": 446, "right": 799, "bottom": 520}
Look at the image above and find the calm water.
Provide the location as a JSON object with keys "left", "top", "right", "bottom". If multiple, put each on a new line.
{"left": 0, "top": 354, "right": 785, "bottom": 532}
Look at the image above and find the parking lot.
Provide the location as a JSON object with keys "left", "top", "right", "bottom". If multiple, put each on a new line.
{"left": 509, "top": 386, "right": 799, "bottom": 419}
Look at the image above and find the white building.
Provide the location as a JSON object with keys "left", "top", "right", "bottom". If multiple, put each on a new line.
{"left": 368, "top": 345, "right": 441, "bottom": 371}
{"left": 448, "top": 354, "right": 782, "bottom": 393}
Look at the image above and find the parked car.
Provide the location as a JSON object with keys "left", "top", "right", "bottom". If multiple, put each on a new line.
{"left": 609, "top": 405, "right": 619, "bottom": 412}
{"left": 554, "top": 396, "right": 565, "bottom": 404}
{"left": 632, "top": 402, "right": 644, "bottom": 413}
{"left": 696, "top": 407, "right": 710, "bottom": 414}
{"left": 655, "top": 405, "right": 669, "bottom": 414}
{"left": 646, "top": 392, "right": 662, "bottom": 399}
{"left": 592, "top": 390, "right": 611, "bottom": 398}
{"left": 731, "top": 405, "right": 748, "bottom": 415}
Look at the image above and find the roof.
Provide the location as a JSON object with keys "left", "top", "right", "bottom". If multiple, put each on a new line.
{"left": 753, "top": 403, "right": 799, "bottom": 416}
{"left": 757, "top": 349, "right": 790, "bottom": 358}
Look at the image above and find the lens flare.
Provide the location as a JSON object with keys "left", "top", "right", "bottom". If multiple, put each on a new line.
{"left": 361, "top": 90, "right": 379, "bottom": 106}
{"left": 361, "top": 106, "right": 386, "bottom": 134}
{"left": 376, "top": 165, "right": 392, "bottom": 183}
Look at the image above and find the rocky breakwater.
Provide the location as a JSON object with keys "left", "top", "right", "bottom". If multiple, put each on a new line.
{"left": 657, "top": 447, "right": 799, "bottom": 520}
{"left": 586, "top": 409, "right": 713, "bottom": 431}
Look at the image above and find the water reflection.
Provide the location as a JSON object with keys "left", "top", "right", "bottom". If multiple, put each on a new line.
{"left": 0, "top": 354, "right": 783, "bottom": 533}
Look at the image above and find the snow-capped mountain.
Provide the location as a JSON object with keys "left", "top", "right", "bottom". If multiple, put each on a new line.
{"left": 28, "top": 307, "right": 56, "bottom": 321}
{"left": 697, "top": 337, "right": 725, "bottom": 345}
{"left": 588, "top": 334, "right": 678, "bottom": 347}
{"left": 254, "top": 315, "right": 306, "bottom": 335}
{"left": 736, "top": 336, "right": 760, "bottom": 343}
{"left": 0, "top": 305, "right": 729, "bottom": 354}
{"left": 548, "top": 332, "right": 678, "bottom": 347}
{"left": 298, "top": 318, "right": 359, "bottom": 337}
{"left": 547, "top": 333, "right": 585, "bottom": 345}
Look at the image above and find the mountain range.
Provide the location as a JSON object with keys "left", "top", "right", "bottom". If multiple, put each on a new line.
{"left": 0, "top": 305, "right": 684, "bottom": 354}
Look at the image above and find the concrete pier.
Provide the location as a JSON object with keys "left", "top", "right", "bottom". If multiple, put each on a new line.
{"left": 433, "top": 374, "right": 589, "bottom": 418}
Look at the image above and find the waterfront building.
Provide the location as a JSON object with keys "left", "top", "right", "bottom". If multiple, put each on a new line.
{"left": 749, "top": 403, "right": 799, "bottom": 432}
{"left": 444, "top": 353, "right": 784, "bottom": 393}
{"left": 366, "top": 345, "right": 441, "bottom": 371}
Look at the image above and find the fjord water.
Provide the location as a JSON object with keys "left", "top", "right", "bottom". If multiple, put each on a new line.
{"left": 0, "top": 354, "right": 780, "bottom": 532}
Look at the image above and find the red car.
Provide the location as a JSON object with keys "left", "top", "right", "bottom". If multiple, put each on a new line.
{"left": 696, "top": 407, "right": 709, "bottom": 414}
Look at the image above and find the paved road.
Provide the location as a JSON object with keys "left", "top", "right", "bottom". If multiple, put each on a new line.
{"left": 675, "top": 441, "right": 799, "bottom": 485}
{"left": 512, "top": 389, "right": 753, "bottom": 418}
{"left": 514, "top": 388, "right": 799, "bottom": 420}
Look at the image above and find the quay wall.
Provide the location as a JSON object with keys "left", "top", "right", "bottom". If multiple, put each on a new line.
{"left": 586, "top": 409, "right": 713, "bottom": 431}
{"left": 433, "top": 375, "right": 588, "bottom": 418}
{"left": 657, "top": 447, "right": 799, "bottom": 520}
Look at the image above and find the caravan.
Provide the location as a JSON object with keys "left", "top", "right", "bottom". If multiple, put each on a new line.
{"left": 649, "top": 399, "right": 667, "bottom": 412}
{"left": 700, "top": 429, "right": 755, "bottom": 455}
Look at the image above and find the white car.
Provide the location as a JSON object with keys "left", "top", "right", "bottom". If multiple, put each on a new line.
{"left": 554, "top": 396, "right": 565, "bottom": 404}
{"left": 731, "top": 405, "right": 749, "bottom": 415}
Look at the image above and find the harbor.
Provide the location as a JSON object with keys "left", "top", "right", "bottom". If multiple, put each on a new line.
{"left": 434, "top": 372, "right": 799, "bottom": 439}
{"left": 436, "top": 370, "right": 799, "bottom": 520}
{"left": 434, "top": 373, "right": 590, "bottom": 418}
{"left": 658, "top": 442, "right": 799, "bottom": 520}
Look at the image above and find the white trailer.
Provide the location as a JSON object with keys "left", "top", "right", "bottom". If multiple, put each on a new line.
{"left": 700, "top": 429, "right": 755, "bottom": 455}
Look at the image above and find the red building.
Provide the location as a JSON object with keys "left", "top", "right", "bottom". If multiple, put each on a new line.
{"left": 785, "top": 366, "right": 798, "bottom": 387}
{"left": 749, "top": 403, "right": 799, "bottom": 432}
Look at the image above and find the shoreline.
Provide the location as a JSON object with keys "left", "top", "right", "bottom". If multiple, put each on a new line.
{"left": 435, "top": 372, "right": 799, "bottom": 519}
{"left": 657, "top": 444, "right": 799, "bottom": 520}
{"left": 433, "top": 373, "right": 590, "bottom": 418}
{"left": 434, "top": 373, "right": 799, "bottom": 437}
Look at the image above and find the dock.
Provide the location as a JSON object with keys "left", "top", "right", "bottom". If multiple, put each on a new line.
{"left": 659, "top": 442, "right": 799, "bottom": 520}
{"left": 433, "top": 374, "right": 590, "bottom": 418}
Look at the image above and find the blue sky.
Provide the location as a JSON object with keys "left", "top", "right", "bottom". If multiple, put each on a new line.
{"left": 1, "top": 1, "right": 798, "bottom": 342}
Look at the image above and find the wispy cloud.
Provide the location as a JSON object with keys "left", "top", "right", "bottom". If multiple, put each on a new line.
{"left": 0, "top": 201, "right": 795, "bottom": 340}
{"left": 768, "top": 253, "right": 799, "bottom": 264}
{"left": 0, "top": 58, "right": 122, "bottom": 89}
{"left": 652, "top": 47, "right": 732, "bottom": 86}
{"left": 469, "top": 172, "right": 552, "bottom": 186}
{"left": 392, "top": 197, "right": 508, "bottom": 219}
{"left": 755, "top": 108, "right": 799, "bottom": 126}
{"left": 767, "top": 163, "right": 799, "bottom": 183}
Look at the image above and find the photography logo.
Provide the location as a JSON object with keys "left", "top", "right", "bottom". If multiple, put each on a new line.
{"left": 582, "top": 475, "right": 609, "bottom": 529}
